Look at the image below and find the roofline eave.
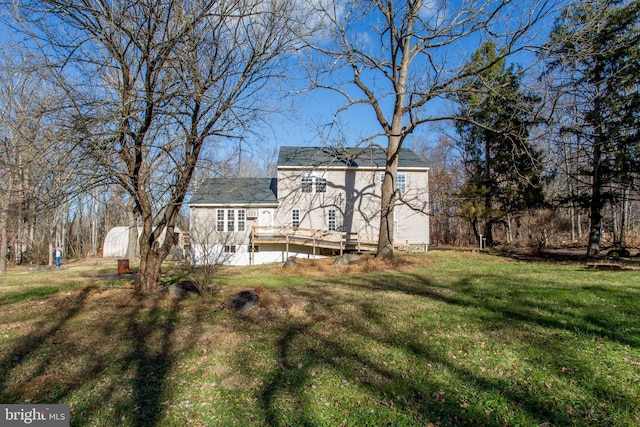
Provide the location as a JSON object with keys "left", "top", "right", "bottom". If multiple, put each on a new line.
{"left": 189, "top": 203, "right": 279, "bottom": 208}
{"left": 277, "top": 166, "right": 430, "bottom": 171}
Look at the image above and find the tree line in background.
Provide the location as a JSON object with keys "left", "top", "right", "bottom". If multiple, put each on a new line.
{"left": 418, "top": 0, "right": 640, "bottom": 255}
{"left": 0, "top": 0, "right": 638, "bottom": 288}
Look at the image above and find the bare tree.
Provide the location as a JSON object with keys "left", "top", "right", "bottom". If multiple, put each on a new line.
{"left": 0, "top": 53, "right": 73, "bottom": 272}
{"left": 298, "top": 0, "right": 558, "bottom": 258}
{"left": 13, "top": 0, "right": 299, "bottom": 291}
{"left": 189, "top": 216, "right": 247, "bottom": 294}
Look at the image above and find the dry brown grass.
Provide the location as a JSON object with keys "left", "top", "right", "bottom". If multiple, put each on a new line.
{"left": 276, "top": 253, "right": 417, "bottom": 277}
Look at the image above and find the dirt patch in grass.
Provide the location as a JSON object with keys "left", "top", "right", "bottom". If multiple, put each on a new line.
{"left": 212, "top": 285, "right": 313, "bottom": 324}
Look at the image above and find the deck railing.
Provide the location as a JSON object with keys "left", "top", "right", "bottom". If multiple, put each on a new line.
{"left": 250, "top": 225, "right": 378, "bottom": 255}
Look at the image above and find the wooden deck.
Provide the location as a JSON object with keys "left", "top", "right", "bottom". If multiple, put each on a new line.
{"left": 250, "top": 226, "right": 378, "bottom": 255}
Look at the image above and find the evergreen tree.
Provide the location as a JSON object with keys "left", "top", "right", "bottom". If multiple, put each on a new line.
{"left": 454, "top": 42, "right": 545, "bottom": 247}
{"left": 546, "top": 0, "right": 640, "bottom": 256}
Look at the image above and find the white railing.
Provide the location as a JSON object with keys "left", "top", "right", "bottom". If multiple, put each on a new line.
{"left": 250, "top": 226, "right": 378, "bottom": 253}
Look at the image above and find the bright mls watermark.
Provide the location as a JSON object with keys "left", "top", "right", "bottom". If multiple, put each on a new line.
{"left": 1, "top": 405, "right": 69, "bottom": 426}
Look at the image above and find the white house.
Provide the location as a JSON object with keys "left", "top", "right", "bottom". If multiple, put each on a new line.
{"left": 189, "top": 146, "right": 430, "bottom": 266}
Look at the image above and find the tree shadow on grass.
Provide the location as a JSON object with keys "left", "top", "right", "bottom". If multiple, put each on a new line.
{"left": 0, "top": 285, "right": 205, "bottom": 427}
{"left": 375, "top": 271, "right": 640, "bottom": 348}
{"left": 120, "top": 296, "right": 181, "bottom": 426}
{"left": 248, "top": 270, "right": 640, "bottom": 426}
{"left": 0, "top": 286, "right": 97, "bottom": 401}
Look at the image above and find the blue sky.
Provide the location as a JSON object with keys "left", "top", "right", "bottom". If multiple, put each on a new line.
{"left": 0, "top": 0, "right": 560, "bottom": 171}
{"left": 258, "top": 0, "right": 562, "bottom": 162}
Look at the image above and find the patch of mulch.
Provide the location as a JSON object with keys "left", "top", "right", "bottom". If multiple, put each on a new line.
{"left": 277, "top": 254, "right": 416, "bottom": 277}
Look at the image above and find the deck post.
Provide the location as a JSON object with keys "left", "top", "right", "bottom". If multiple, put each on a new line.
{"left": 250, "top": 228, "right": 254, "bottom": 265}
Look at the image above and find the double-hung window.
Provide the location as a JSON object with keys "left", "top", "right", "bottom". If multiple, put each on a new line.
{"left": 316, "top": 176, "right": 327, "bottom": 193}
{"left": 292, "top": 209, "right": 300, "bottom": 228}
{"left": 328, "top": 209, "right": 337, "bottom": 231}
{"left": 216, "top": 210, "right": 225, "bottom": 231}
{"left": 237, "top": 210, "right": 246, "bottom": 232}
{"left": 301, "top": 174, "right": 313, "bottom": 193}
{"left": 301, "top": 173, "right": 327, "bottom": 193}
{"left": 216, "top": 209, "right": 246, "bottom": 232}
{"left": 396, "top": 173, "right": 406, "bottom": 194}
{"left": 227, "top": 210, "right": 235, "bottom": 231}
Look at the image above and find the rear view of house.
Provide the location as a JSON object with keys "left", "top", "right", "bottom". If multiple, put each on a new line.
{"left": 189, "top": 146, "right": 430, "bottom": 265}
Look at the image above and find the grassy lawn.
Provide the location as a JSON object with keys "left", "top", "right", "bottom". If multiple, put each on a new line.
{"left": 1, "top": 251, "right": 639, "bottom": 426}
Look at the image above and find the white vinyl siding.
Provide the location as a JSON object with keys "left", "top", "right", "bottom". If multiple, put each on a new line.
{"left": 276, "top": 167, "right": 428, "bottom": 246}
{"left": 394, "top": 208, "right": 398, "bottom": 232}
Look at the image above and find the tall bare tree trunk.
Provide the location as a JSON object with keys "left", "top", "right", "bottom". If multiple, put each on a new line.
{"left": 570, "top": 205, "right": 576, "bottom": 242}
{"left": 127, "top": 199, "right": 138, "bottom": 261}
{"left": 586, "top": 79, "right": 605, "bottom": 258}
{"left": 76, "top": 197, "right": 83, "bottom": 258}
{"left": 620, "top": 186, "right": 629, "bottom": 247}
{"left": 90, "top": 191, "right": 97, "bottom": 257}
{"left": 577, "top": 210, "right": 582, "bottom": 240}
{"left": 137, "top": 244, "right": 163, "bottom": 293}
{"left": 0, "top": 175, "right": 12, "bottom": 274}
{"left": 587, "top": 138, "right": 604, "bottom": 257}
{"left": 377, "top": 139, "right": 400, "bottom": 259}
{"left": 61, "top": 204, "right": 68, "bottom": 262}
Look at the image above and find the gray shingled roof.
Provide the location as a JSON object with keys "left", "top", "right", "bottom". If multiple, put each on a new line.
{"left": 277, "top": 146, "right": 428, "bottom": 169}
{"left": 190, "top": 178, "right": 277, "bottom": 205}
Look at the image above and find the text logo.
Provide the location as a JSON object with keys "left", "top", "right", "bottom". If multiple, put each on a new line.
{"left": 1, "top": 405, "right": 69, "bottom": 426}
